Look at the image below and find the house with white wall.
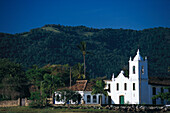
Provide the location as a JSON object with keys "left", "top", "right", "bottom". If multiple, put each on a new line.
{"left": 54, "top": 80, "right": 106, "bottom": 105}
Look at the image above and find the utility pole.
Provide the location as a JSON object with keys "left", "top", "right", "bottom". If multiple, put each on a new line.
{"left": 70, "top": 67, "right": 72, "bottom": 89}
{"left": 139, "top": 65, "right": 141, "bottom": 104}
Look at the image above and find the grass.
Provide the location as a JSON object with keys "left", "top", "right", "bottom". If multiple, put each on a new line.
{"left": 42, "top": 27, "right": 60, "bottom": 33}
{"left": 0, "top": 106, "right": 114, "bottom": 113}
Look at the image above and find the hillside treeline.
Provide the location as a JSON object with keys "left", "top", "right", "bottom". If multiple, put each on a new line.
{"left": 0, "top": 25, "right": 170, "bottom": 78}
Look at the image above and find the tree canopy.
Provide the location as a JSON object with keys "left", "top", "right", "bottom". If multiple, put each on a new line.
{"left": 0, "top": 59, "right": 29, "bottom": 100}
{"left": 92, "top": 80, "right": 107, "bottom": 96}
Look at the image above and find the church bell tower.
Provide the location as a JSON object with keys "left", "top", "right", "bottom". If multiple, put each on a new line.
{"left": 128, "top": 49, "right": 149, "bottom": 104}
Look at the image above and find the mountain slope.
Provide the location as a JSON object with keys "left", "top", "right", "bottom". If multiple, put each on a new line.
{"left": 0, "top": 25, "right": 170, "bottom": 78}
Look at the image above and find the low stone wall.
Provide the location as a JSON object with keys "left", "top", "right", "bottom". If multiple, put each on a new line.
{"left": 0, "top": 98, "right": 32, "bottom": 107}
{"left": 0, "top": 99, "right": 19, "bottom": 107}
{"left": 47, "top": 98, "right": 53, "bottom": 104}
{"left": 25, "top": 98, "right": 32, "bottom": 106}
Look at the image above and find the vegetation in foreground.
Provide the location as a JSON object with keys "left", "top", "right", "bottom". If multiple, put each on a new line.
{"left": 0, "top": 106, "right": 115, "bottom": 113}
{"left": 0, "top": 106, "right": 170, "bottom": 113}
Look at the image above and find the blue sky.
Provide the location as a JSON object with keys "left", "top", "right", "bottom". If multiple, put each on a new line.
{"left": 0, "top": 0, "right": 170, "bottom": 34}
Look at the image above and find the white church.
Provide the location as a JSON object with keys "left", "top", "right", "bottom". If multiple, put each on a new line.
{"left": 54, "top": 49, "right": 169, "bottom": 105}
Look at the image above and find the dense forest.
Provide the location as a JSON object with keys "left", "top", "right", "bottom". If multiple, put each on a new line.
{"left": 0, "top": 24, "right": 170, "bottom": 78}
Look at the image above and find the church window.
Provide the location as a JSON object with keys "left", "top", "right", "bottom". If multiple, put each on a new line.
{"left": 93, "top": 95, "right": 97, "bottom": 103}
{"left": 116, "top": 83, "right": 119, "bottom": 91}
{"left": 133, "top": 83, "right": 135, "bottom": 90}
{"left": 153, "top": 87, "right": 156, "bottom": 95}
{"left": 87, "top": 95, "right": 91, "bottom": 103}
{"left": 133, "top": 66, "right": 135, "bottom": 74}
{"left": 141, "top": 66, "right": 144, "bottom": 74}
{"left": 124, "top": 83, "right": 127, "bottom": 90}
{"left": 161, "top": 87, "right": 164, "bottom": 104}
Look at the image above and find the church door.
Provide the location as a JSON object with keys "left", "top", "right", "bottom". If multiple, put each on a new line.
{"left": 119, "top": 96, "right": 124, "bottom": 104}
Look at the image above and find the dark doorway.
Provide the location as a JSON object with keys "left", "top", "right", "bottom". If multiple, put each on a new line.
{"left": 108, "top": 96, "right": 111, "bottom": 105}
{"left": 78, "top": 94, "right": 81, "bottom": 104}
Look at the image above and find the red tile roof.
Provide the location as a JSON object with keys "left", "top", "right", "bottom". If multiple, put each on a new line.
{"left": 57, "top": 80, "right": 96, "bottom": 91}
{"left": 71, "top": 80, "right": 87, "bottom": 91}
{"left": 84, "top": 81, "right": 96, "bottom": 91}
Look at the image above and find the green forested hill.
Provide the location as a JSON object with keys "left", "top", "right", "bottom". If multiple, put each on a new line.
{"left": 0, "top": 25, "right": 169, "bottom": 78}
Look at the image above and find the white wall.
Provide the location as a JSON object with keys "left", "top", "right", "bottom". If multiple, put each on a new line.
{"left": 54, "top": 91, "right": 106, "bottom": 104}
{"left": 83, "top": 91, "right": 106, "bottom": 104}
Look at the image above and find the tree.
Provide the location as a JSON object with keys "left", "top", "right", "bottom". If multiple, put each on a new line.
{"left": 26, "top": 65, "right": 49, "bottom": 90}
{"left": 72, "top": 63, "right": 85, "bottom": 79}
{"left": 42, "top": 73, "right": 64, "bottom": 98}
{"left": 29, "top": 91, "right": 45, "bottom": 107}
{"left": 0, "top": 58, "right": 29, "bottom": 100}
{"left": 26, "top": 66, "right": 50, "bottom": 107}
{"left": 43, "top": 64, "right": 71, "bottom": 87}
{"left": 56, "top": 89, "right": 81, "bottom": 108}
{"left": 91, "top": 80, "right": 107, "bottom": 104}
{"left": 27, "top": 65, "right": 65, "bottom": 106}
{"left": 77, "top": 41, "right": 88, "bottom": 78}
{"left": 152, "top": 87, "right": 170, "bottom": 103}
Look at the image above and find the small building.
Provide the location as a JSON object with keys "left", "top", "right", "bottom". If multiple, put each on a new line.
{"left": 54, "top": 80, "right": 106, "bottom": 105}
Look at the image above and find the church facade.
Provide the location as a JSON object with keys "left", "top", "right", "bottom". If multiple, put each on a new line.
{"left": 54, "top": 49, "right": 169, "bottom": 105}
{"left": 104, "top": 49, "right": 169, "bottom": 105}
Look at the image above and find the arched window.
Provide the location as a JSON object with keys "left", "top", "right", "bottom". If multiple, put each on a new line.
{"left": 141, "top": 66, "right": 144, "bottom": 74}
{"left": 87, "top": 95, "right": 91, "bottom": 103}
{"left": 153, "top": 87, "right": 156, "bottom": 95}
{"left": 133, "top": 66, "right": 135, "bottom": 74}
{"left": 93, "top": 95, "right": 97, "bottom": 103}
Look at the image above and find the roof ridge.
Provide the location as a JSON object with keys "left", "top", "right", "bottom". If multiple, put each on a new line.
{"left": 76, "top": 80, "right": 87, "bottom": 82}
{"left": 83, "top": 80, "right": 88, "bottom": 91}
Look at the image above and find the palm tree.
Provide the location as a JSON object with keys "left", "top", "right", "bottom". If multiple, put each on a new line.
{"left": 91, "top": 80, "right": 107, "bottom": 104}
{"left": 72, "top": 63, "right": 85, "bottom": 79}
{"left": 77, "top": 41, "right": 88, "bottom": 78}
